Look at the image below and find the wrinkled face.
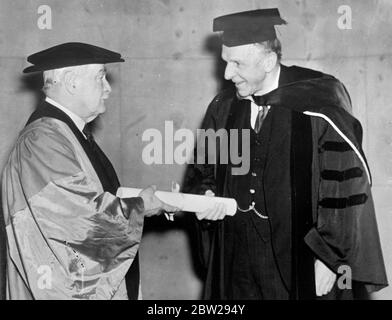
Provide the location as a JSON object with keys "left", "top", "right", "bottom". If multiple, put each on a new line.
{"left": 222, "top": 44, "right": 268, "bottom": 98}
{"left": 74, "top": 64, "right": 111, "bottom": 122}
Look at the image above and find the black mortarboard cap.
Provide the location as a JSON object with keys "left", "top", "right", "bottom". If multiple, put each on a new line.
{"left": 213, "top": 8, "right": 287, "bottom": 47}
{"left": 23, "top": 42, "right": 125, "bottom": 73}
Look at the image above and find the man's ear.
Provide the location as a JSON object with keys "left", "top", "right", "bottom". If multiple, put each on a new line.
{"left": 263, "top": 52, "right": 278, "bottom": 73}
{"left": 63, "top": 70, "right": 77, "bottom": 95}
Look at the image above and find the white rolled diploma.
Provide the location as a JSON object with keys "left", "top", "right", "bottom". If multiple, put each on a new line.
{"left": 117, "top": 187, "right": 237, "bottom": 216}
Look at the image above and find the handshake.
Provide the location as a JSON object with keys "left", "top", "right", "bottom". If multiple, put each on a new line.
{"left": 138, "top": 185, "right": 179, "bottom": 217}
{"left": 136, "top": 187, "right": 230, "bottom": 220}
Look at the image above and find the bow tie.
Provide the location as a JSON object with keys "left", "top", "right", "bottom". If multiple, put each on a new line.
{"left": 252, "top": 95, "right": 267, "bottom": 106}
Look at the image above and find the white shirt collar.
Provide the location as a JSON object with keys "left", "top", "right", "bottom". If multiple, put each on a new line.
{"left": 45, "top": 97, "right": 86, "bottom": 135}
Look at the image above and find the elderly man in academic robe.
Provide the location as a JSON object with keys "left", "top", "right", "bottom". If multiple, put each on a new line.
{"left": 184, "top": 9, "right": 388, "bottom": 300}
{"left": 1, "top": 42, "right": 177, "bottom": 300}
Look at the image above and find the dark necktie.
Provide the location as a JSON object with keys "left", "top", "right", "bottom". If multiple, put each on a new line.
{"left": 82, "top": 124, "right": 94, "bottom": 144}
{"left": 82, "top": 123, "right": 120, "bottom": 192}
{"left": 82, "top": 123, "right": 120, "bottom": 190}
{"left": 252, "top": 95, "right": 268, "bottom": 134}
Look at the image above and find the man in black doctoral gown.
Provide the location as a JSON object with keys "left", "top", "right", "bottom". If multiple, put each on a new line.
{"left": 184, "top": 8, "right": 388, "bottom": 300}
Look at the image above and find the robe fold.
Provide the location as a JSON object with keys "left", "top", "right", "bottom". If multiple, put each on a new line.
{"left": 183, "top": 64, "right": 388, "bottom": 299}
{"left": 1, "top": 104, "right": 145, "bottom": 300}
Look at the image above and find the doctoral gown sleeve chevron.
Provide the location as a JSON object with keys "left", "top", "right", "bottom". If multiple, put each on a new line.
{"left": 305, "top": 115, "right": 388, "bottom": 293}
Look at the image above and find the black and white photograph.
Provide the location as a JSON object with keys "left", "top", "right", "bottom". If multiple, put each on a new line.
{"left": 0, "top": 0, "right": 391, "bottom": 308}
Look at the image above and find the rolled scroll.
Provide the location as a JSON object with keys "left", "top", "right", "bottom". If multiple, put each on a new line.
{"left": 117, "top": 187, "right": 237, "bottom": 216}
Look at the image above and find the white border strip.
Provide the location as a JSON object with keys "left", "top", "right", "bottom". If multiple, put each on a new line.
{"left": 303, "top": 111, "right": 371, "bottom": 184}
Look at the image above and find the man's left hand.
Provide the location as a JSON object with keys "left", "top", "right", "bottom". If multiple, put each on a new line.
{"left": 315, "top": 259, "right": 337, "bottom": 296}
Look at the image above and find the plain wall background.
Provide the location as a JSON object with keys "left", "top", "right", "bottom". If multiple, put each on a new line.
{"left": 0, "top": 0, "right": 391, "bottom": 299}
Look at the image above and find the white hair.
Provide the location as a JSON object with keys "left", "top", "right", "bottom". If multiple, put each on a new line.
{"left": 42, "top": 65, "right": 88, "bottom": 95}
{"left": 255, "top": 38, "right": 283, "bottom": 61}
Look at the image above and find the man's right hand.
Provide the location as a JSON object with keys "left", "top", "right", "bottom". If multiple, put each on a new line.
{"left": 139, "top": 185, "right": 179, "bottom": 217}
{"left": 195, "top": 190, "right": 228, "bottom": 221}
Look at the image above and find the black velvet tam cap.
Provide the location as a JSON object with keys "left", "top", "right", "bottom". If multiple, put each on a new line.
{"left": 23, "top": 42, "right": 125, "bottom": 73}
{"left": 213, "top": 8, "right": 287, "bottom": 47}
